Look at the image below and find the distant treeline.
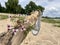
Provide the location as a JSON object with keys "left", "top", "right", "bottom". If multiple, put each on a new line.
{"left": 42, "top": 16, "right": 60, "bottom": 19}
{"left": 0, "top": 0, "right": 45, "bottom": 14}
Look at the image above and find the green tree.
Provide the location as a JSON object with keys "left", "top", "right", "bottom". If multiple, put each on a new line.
{"left": 25, "top": 1, "right": 45, "bottom": 14}
{"left": 20, "top": 8, "right": 26, "bottom": 14}
{"left": 0, "top": 4, "right": 6, "bottom": 13}
{"left": 25, "top": 1, "right": 37, "bottom": 14}
{"left": 5, "top": 0, "right": 22, "bottom": 14}
{"left": 0, "top": 4, "right": 2, "bottom": 12}
{"left": 37, "top": 6, "right": 45, "bottom": 12}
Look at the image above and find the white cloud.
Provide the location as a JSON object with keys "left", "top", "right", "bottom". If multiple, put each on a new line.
{"left": 43, "top": 6, "right": 60, "bottom": 17}
{"left": 0, "top": 0, "right": 7, "bottom": 7}
{"left": 42, "top": 0, "right": 60, "bottom": 17}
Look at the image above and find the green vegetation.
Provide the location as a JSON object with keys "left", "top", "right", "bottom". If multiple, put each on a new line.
{"left": 42, "top": 16, "right": 60, "bottom": 19}
{"left": 0, "top": 0, "right": 44, "bottom": 14}
{"left": 41, "top": 18, "right": 60, "bottom": 27}
{"left": 0, "top": 4, "right": 6, "bottom": 13}
{"left": 0, "top": 15, "right": 8, "bottom": 20}
{"left": 5, "top": 0, "right": 22, "bottom": 14}
{"left": 54, "top": 24, "right": 60, "bottom": 27}
{"left": 25, "top": 1, "right": 45, "bottom": 14}
{"left": 41, "top": 18, "right": 56, "bottom": 23}
{"left": 10, "top": 16, "right": 25, "bottom": 22}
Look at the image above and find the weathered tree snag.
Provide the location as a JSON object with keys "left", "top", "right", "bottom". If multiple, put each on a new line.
{"left": 11, "top": 31, "right": 25, "bottom": 45}
{"left": 0, "top": 10, "right": 41, "bottom": 45}
{"left": 0, "top": 30, "right": 25, "bottom": 45}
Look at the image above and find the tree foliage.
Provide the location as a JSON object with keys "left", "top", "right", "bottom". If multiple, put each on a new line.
{"left": 0, "top": 4, "right": 6, "bottom": 12}
{"left": 37, "top": 6, "right": 45, "bottom": 12}
{"left": 25, "top": 1, "right": 37, "bottom": 14}
{"left": 5, "top": 0, "right": 22, "bottom": 14}
{"left": 0, "top": 0, "right": 45, "bottom": 14}
{"left": 25, "top": 1, "right": 45, "bottom": 14}
{"left": 0, "top": 4, "right": 2, "bottom": 12}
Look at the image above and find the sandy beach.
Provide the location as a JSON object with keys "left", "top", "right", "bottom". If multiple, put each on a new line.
{"left": 0, "top": 19, "right": 60, "bottom": 45}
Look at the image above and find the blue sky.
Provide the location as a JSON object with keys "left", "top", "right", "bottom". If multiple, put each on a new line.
{"left": 0, "top": 0, "right": 60, "bottom": 17}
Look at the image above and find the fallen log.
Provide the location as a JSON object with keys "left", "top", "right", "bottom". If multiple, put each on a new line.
{"left": 0, "top": 10, "right": 41, "bottom": 45}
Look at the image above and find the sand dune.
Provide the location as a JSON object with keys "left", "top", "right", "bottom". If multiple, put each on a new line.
{"left": 0, "top": 19, "right": 60, "bottom": 45}
{"left": 21, "top": 22, "right": 60, "bottom": 45}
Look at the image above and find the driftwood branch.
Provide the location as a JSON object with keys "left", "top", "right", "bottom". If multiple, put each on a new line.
{"left": 0, "top": 11, "right": 41, "bottom": 45}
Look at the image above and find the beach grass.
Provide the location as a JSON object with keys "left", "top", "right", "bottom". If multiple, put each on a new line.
{"left": 0, "top": 15, "right": 8, "bottom": 20}
{"left": 41, "top": 18, "right": 60, "bottom": 27}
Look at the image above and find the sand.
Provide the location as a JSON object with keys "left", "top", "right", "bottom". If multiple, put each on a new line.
{"left": 21, "top": 22, "right": 60, "bottom": 45}
{"left": 0, "top": 19, "right": 60, "bottom": 45}
{"left": 0, "top": 19, "right": 13, "bottom": 33}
